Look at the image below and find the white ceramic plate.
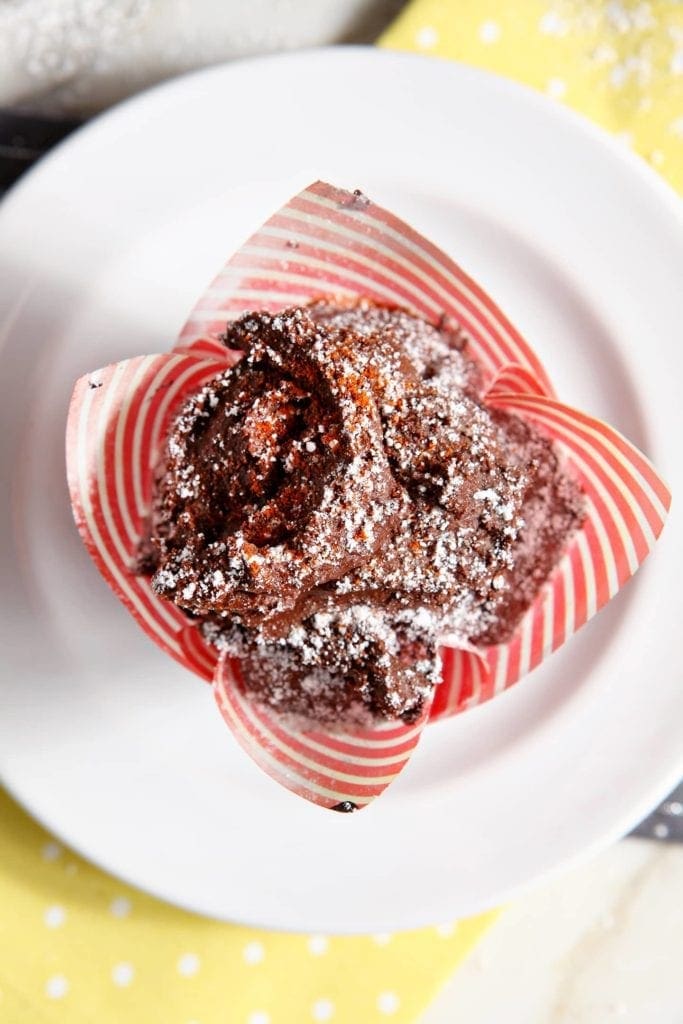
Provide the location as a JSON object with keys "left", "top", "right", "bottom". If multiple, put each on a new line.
{"left": 1, "top": 49, "right": 681, "bottom": 933}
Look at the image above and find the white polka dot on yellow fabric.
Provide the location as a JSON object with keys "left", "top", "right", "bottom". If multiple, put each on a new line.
{"left": 177, "top": 952, "right": 200, "bottom": 977}
{"left": 435, "top": 922, "right": 457, "bottom": 938}
{"left": 479, "top": 20, "right": 501, "bottom": 44}
{"left": 538, "top": 11, "right": 568, "bottom": 37}
{"left": 243, "top": 940, "right": 265, "bottom": 965}
{"left": 377, "top": 991, "right": 400, "bottom": 1015}
{"left": 372, "top": 932, "right": 392, "bottom": 946}
{"left": 41, "top": 841, "right": 61, "bottom": 862}
{"left": 45, "top": 974, "right": 68, "bottom": 999}
{"left": 44, "top": 904, "right": 66, "bottom": 928}
{"left": 111, "top": 962, "right": 134, "bottom": 987}
{"left": 546, "top": 78, "right": 567, "bottom": 100}
{"left": 109, "top": 896, "right": 131, "bottom": 918}
{"left": 415, "top": 25, "right": 438, "bottom": 49}
{"left": 248, "top": 1013, "right": 270, "bottom": 1024}
{"left": 307, "top": 935, "right": 328, "bottom": 955}
{"left": 311, "top": 998, "right": 334, "bottom": 1021}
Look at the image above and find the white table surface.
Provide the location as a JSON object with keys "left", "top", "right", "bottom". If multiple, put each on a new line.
{"left": 423, "top": 840, "right": 683, "bottom": 1024}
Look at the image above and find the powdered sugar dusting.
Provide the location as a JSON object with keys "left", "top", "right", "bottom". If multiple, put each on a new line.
{"left": 140, "top": 298, "right": 584, "bottom": 727}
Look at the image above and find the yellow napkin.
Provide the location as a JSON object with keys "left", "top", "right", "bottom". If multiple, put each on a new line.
{"left": 381, "top": 0, "right": 683, "bottom": 194}
{"left": 0, "top": 790, "right": 496, "bottom": 1022}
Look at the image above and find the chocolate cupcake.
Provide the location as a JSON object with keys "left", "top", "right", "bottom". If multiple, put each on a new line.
{"left": 67, "top": 181, "right": 670, "bottom": 808}
{"left": 140, "top": 299, "right": 584, "bottom": 727}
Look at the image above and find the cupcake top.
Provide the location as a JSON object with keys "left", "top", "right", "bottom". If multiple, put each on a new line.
{"left": 140, "top": 299, "right": 584, "bottom": 727}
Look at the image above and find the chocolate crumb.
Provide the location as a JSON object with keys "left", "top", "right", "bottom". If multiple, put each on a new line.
{"left": 340, "top": 189, "right": 370, "bottom": 210}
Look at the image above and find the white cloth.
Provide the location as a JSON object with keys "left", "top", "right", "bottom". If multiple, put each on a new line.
{"left": 0, "top": 0, "right": 403, "bottom": 115}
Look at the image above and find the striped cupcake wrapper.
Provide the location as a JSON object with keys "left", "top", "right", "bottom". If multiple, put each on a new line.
{"left": 66, "top": 182, "right": 670, "bottom": 809}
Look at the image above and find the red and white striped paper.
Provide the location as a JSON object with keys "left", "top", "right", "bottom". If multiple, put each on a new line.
{"left": 214, "top": 656, "right": 429, "bottom": 810}
{"left": 66, "top": 182, "right": 670, "bottom": 808}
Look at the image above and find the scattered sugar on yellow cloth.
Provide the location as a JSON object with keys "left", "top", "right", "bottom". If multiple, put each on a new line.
{"left": 0, "top": 790, "right": 496, "bottom": 1023}
{"left": 381, "top": 0, "right": 683, "bottom": 194}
